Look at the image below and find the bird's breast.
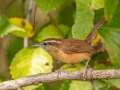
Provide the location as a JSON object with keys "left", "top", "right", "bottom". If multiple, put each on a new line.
{"left": 48, "top": 48, "right": 91, "bottom": 63}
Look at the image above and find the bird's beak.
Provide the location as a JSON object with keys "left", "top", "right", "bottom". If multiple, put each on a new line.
{"left": 32, "top": 42, "right": 49, "bottom": 50}
{"left": 32, "top": 43, "right": 43, "bottom": 47}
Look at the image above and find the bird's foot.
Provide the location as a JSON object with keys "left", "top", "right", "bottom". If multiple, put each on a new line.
{"left": 82, "top": 59, "right": 91, "bottom": 80}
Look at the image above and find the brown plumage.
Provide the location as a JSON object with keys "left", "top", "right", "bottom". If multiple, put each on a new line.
{"left": 33, "top": 38, "right": 96, "bottom": 63}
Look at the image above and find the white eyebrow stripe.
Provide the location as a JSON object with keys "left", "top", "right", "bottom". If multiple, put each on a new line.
{"left": 45, "top": 40, "right": 62, "bottom": 44}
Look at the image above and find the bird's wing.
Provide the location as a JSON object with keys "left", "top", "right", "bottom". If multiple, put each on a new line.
{"left": 61, "top": 40, "right": 94, "bottom": 54}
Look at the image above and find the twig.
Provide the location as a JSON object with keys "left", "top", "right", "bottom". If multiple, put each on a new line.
{"left": 26, "top": 0, "right": 33, "bottom": 20}
{"left": 91, "top": 80, "right": 99, "bottom": 90}
{"left": 0, "top": 69, "right": 120, "bottom": 90}
{"left": 0, "top": 37, "right": 10, "bottom": 79}
{"left": 23, "top": 0, "right": 33, "bottom": 48}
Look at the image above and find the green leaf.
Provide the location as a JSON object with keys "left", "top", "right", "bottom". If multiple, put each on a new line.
{"left": 60, "top": 80, "right": 93, "bottom": 90}
{"left": 69, "top": 80, "right": 93, "bottom": 90}
{"left": 1, "top": 25, "right": 25, "bottom": 38}
{"left": 59, "top": 2, "right": 75, "bottom": 27}
{"left": 72, "top": 0, "right": 94, "bottom": 40}
{"left": 59, "top": 24, "right": 70, "bottom": 37}
{"left": 34, "top": 24, "right": 64, "bottom": 42}
{"left": 91, "top": 0, "right": 104, "bottom": 10}
{"left": 104, "top": 0, "right": 119, "bottom": 22}
{"left": 99, "top": 26, "right": 120, "bottom": 67}
{"left": 61, "top": 64, "right": 84, "bottom": 71}
{"left": 10, "top": 47, "right": 53, "bottom": 79}
{"left": 23, "top": 84, "right": 45, "bottom": 90}
{"left": 109, "top": 6, "right": 120, "bottom": 28}
{"left": 105, "top": 79, "right": 120, "bottom": 89}
{"left": 0, "top": 16, "right": 9, "bottom": 29}
{"left": 0, "top": 16, "right": 10, "bottom": 37}
{"left": 7, "top": 37, "right": 23, "bottom": 63}
{"left": 36, "top": 84, "right": 45, "bottom": 90}
{"left": 35, "top": 0, "right": 65, "bottom": 13}
{"left": 60, "top": 80, "right": 71, "bottom": 90}
{"left": 94, "top": 80, "right": 109, "bottom": 90}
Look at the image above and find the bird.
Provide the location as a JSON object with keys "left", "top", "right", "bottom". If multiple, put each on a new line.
{"left": 33, "top": 38, "right": 96, "bottom": 64}
{"left": 32, "top": 17, "right": 105, "bottom": 70}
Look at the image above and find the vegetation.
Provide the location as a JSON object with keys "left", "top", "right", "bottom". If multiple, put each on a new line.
{"left": 0, "top": 0, "right": 120, "bottom": 90}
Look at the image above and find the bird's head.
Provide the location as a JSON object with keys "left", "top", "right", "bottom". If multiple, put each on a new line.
{"left": 32, "top": 38, "right": 62, "bottom": 51}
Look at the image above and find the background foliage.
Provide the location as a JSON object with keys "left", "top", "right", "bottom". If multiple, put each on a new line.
{"left": 0, "top": 0, "right": 120, "bottom": 90}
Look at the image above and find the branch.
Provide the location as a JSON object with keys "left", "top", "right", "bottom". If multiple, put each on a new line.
{"left": 0, "top": 69, "right": 120, "bottom": 90}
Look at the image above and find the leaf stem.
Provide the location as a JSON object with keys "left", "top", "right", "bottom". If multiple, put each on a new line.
{"left": 23, "top": 37, "right": 28, "bottom": 48}
{"left": 23, "top": 0, "right": 33, "bottom": 48}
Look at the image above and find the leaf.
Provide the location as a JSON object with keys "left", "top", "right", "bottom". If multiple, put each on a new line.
{"left": 92, "top": 52, "right": 114, "bottom": 70}
{"left": 1, "top": 25, "right": 25, "bottom": 38}
{"left": 9, "top": 17, "right": 34, "bottom": 38}
{"left": 23, "top": 84, "right": 45, "bottom": 90}
{"left": 91, "top": 32, "right": 101, "bottom": 46}
{"left": 7, "top": 37, "right": 23, "bottom": 63}
{"left": 60, "top": 80, "right": 93, "bottom": 90}
{"left": 99, "top": 26, "right": 120, "bottom": 67}
{"left": 59, "top": 2, "right": 75, "bottom": 27}
{"left": 10, "top": 47, "right": 53, "bottom": 79}
{"left": 105, "top": 79, "right": 120, "bottom": 89}
{"left": 72, "top": 0, "right": 94, "bottom": 40}
{"left": 35, "top": 0, "right": 65, "bottom": 13}
{"left": 59, "top": 24, "right": 70, "bottom": 37}
{"left": 34, "top": 24, "right": 64, "bottom": 42}
{"left": 10, "top": 47, "right": 52, "bottom": 89}
{"left": 0, "top": 16, "right": 10, "bottom": 37}
{"left": 91, "top": 0, "right": 104, "bottom": 10}
{"left": 69, "top": 80, "right": 93, "bottom": 90}
{"left": 0, "top": 17, "right": 33, "bottom": 38}
{"left": 0, "top": 16, "right": 9, "bottom": 29}
{"left": 60, "top": 80, "right": 71, "bottom": 90}
{"left": 61, "top": 64, "right": 84, "bottom": 71}
{"left": 36, "top": 84, "right": 45, "bottom": 90}
{"left": 104, "top": 0, "right": 119, "bottom": 22}
{"left": 94, "top": 80, "right": 109, "bottom": 90}
{"left": 109, "top": 6, "right": 120, "bottom": 28}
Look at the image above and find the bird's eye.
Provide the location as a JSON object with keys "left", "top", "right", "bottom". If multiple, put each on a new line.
{"left": 43, "top": 42, "right": 48, "bottom": 46}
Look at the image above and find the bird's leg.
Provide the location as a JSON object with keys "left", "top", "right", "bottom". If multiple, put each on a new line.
{"left": 82, "top": 59, "right": 91, "bottom": 80}
{"left": 91, "top": 80, "right": 99, "bottom": 90}
{"left": 83, "top": 60, "right": 99, "bottom": 90}
{"left": 17, "top": 87, "right": 23, "bottom": 90}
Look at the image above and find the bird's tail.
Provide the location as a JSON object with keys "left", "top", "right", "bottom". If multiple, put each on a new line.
{"left": 85, "top": 17, "right": 106, "bottom": 45}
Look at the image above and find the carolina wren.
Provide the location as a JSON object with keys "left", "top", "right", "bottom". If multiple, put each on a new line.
{"left": 32, "top": 17, "right": 105, "bottom": 64}
{"left": 33, "top": 38, "right": 96, "bottom": 64}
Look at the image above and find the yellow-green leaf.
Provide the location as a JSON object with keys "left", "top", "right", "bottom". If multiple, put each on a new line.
{"left": 72, "top": 0, "right": 94, "bottom": 40}
{"left": 69, "top": 80, "right": 93, "bottom": 90}
{"left": 9, "top": 17, "right": 34, "bottom": 38}
{"left": 0, "top": 17, "right": 34, "bottom": 38}
{"left": 10, "top": 47, "right": 53, "bottom": 79}
{"left": 34, "top": 24, "right": 64, "bottom": 42}
{"left": 91, "top": 0, "right": 104, "bottom": 10}
{"left": 35, "top": 0, "right": 65, "bottom": 13}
